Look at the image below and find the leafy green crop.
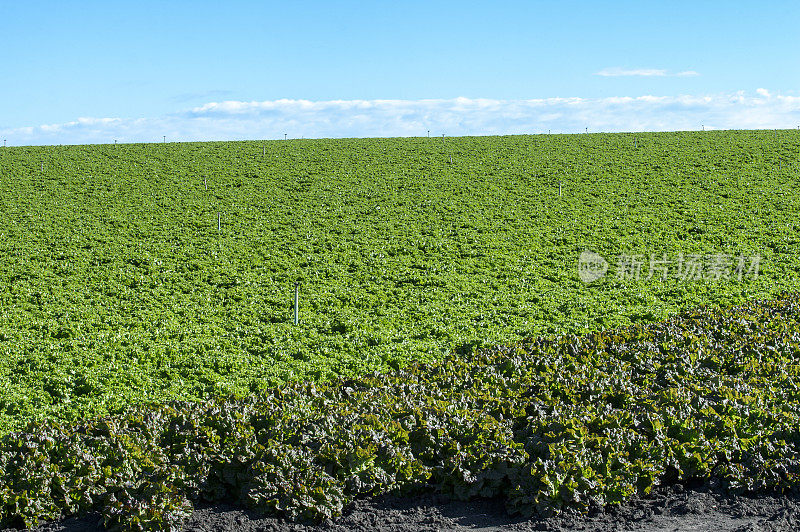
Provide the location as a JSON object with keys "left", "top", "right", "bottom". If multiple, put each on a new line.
{"left": 0, "top": 131, "right": 798, "bottom": 434}
{"left": 3, "top": 294, "right": 800, "bottom": 530}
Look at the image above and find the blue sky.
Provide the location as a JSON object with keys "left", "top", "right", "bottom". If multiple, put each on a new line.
{"left": 1, "top": 1, "right": 799, "bottom": 145}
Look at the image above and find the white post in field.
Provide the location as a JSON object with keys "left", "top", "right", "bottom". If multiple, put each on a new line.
{"left": 294, "top": 283, "right": 300, "bottom": 325}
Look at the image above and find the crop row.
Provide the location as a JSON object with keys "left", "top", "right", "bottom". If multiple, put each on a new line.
{"left": 3, "top": 294, "right": 800, "bottom": 530}
{"left": 0, "top": 131, "right": 799, "bottom": 434}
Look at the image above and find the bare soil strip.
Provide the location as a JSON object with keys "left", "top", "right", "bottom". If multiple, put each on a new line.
{"left": 15, "top": 485, "right": 800, "bottom": 532}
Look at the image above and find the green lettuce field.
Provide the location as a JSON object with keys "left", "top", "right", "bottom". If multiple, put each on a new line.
{"left": 1, "top": 130, "right": 800, "bottom": 529}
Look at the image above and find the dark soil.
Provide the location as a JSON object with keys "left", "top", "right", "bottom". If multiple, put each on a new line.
{"left": 12, "top": 484, "right": 800, "bottom": 532}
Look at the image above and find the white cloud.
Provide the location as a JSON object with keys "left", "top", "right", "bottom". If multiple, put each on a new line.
{"left": 596, "top": 67, "right": 667, "bottom": 77}
{"left": 595, "top": 67, "right": 700, "bottom": 78}
{"left": 2, "top": 90, "right": 799, "bottom": 146}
